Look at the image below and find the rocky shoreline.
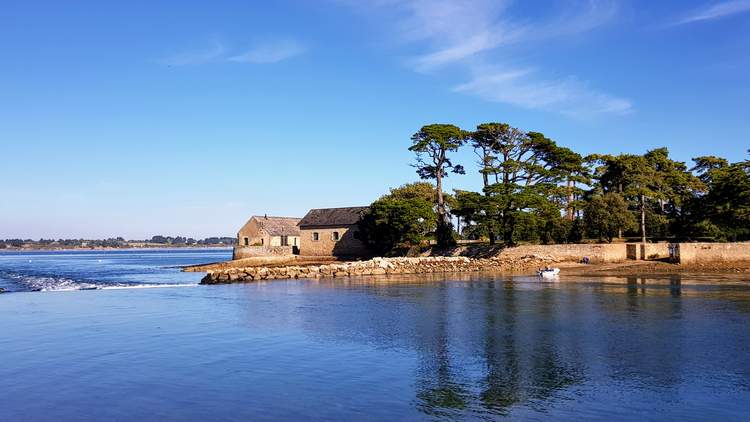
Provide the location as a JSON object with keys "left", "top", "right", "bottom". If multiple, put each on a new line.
{"left": 200, "top": 255, "right": 555, "bottom": 284}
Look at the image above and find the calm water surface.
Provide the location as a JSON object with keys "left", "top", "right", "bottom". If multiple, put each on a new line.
{"left": 1, "top": 250, "right": 750, "bottom": 421}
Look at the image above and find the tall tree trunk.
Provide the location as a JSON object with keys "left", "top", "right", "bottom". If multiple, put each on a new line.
{"left": 482, "top": 163, "right": 489, "bottom": 190}
{"left": 618, "top": 183, "right": 623, "bottom": 239}
{"left": 566, "top": 179, "right": 574, "bottom": 221}
{"left": 641, "top": 194, "right": 647, "bottom": 243}
{"left": 436, "top": 172, "right": 444, "bottom": 217}
{"left": 504, "top": 213, "right": 515, "bottom": 246}
{"left": 436, "top": 169, "right": 445, "bottom": 223}
{"left": 482, "top": 156, "right": 496, "bottom": 245}
{"left": 501, "top": 206, "right": 515, "bottom": 246}
{"left": 435, "top": 169, "right": 450, "bottom": 248}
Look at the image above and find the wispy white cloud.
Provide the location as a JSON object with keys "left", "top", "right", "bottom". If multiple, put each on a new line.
{"left": 161, "top": 41, "right": 227, "bottom": 66}
{"left": 342, "top": 0, "right": 630, "bottom": 117}
{"left": 228, "top": 39, "right": 305, "bottom": 64}
{"left": 402, "top": 0, "right": 619, "bottom": 71}
{"left": 162, "top": 38, "right": 304, "bottom": 66}
{"left": 455, "top": 65, "right": 633, "bottom": 117}
{"left": 393, "top": 0, "right": 517, "bottom": 70}
{"left": 673, "top": 0, "right": 750, "bottom": 25}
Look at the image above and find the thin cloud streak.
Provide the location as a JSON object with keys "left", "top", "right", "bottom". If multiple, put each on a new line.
{"left": 346, "top": 0, "right": 630, "bottom": 116}
{"left": 228, "top": 40, "right": 306, "bottom": 64}
{"left": 162, "top": 38, "right": 304, "bottom": 66}
{"left": 398, "top": 0, "right": 518, "bottom": 70}
{"left": 673, "top": 0, "right": 750, "bottom": 25}
{"left": 161, "top": 41, "right": 226, "bottom": 66}
{"left": 454, "top": 66, "right": 633, "bottom": 118}
{"left": 367, "top": 0, "right": 619, "bottom": 71}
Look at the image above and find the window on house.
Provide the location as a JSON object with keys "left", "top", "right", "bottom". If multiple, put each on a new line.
{"left": 312, "top": 232, "right": 319, "bottom": 241}
{"left": 261, "top": 238, "right": 264, "bottom": 246}
{"left": 243, "top": 237, "right": 249, "bottom": 246}
{"left": 332, "top": 231, "right": 340, "bottom": 241}
{"left": 281, "top": 236, "right": 288, "bottom": 246}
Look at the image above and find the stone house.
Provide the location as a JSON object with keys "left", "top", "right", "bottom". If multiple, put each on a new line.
{"left": 298, "top": 207, "right": 369, "bottom": 257}
{"left": 234, "top": 215, "right": 301, "bottom": 259}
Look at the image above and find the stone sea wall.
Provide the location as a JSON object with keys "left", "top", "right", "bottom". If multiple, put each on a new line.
{"left": 493, "top": 243, "right": 627, "bottom": 263}
{"left": 641, "top": 243, "right": 670, "bottom": 260}
{"left": 626, "top": 243, "right": 671, "bottom": 261}
{"left": 200, "top": 255, "right": 554, "bottom": 284}
{"left": 676, "top": 242, "right": 750, "bottom": 264}
{"left": 198, "top": 242, "right": 750, "bottom": 284}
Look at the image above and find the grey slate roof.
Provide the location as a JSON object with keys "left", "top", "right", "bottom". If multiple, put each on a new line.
{"left": 298, "top": 207, "right": 368, "bottom": 228}
{"left": 249, "top": 216, "right": 301, "bottom": 236}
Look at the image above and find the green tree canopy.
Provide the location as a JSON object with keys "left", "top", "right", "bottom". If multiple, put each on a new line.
{"left": 410, "top": 124, "right": 466, "bottom": 247}
{"left": 588, "top": 148, "right": 702, "bottom": 242}
{"left": 359, "top": 182, "right": 438, "bottom": 255}
{"left": 583, "top": 193, "right": 636, "bottom": 242}
{"left": 688, "top": 155, "right": 750, "bottom": 240}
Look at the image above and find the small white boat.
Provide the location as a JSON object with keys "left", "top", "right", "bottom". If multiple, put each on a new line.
{"left": 537, "top": 268, "right": 560, "bottom": 279}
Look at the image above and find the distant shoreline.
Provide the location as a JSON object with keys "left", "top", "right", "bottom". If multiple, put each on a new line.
{"left": 0, "top": 245, "right": 233, "bottom": 253}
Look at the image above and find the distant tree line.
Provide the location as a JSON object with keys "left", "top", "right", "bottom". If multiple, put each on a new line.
{"left": 0, "top": 236, "right": 236, "bottom": 249}
{"left": 146, "top": 235, "right": 235, "bottom": 245}
{"left": 359, "top": 122, "right": 749, "bottom": 254}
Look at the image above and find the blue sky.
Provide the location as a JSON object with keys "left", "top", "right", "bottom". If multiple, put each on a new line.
{"left": 1, "top": 0, "right": 749, "bottom": 239}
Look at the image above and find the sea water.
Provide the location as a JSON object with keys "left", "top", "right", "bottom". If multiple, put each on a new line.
{"left": 1, "top": 249, "right": 750, "bottom": 420}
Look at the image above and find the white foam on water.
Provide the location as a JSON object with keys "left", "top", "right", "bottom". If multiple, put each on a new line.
{"left": 0, "top": 270, "right": 199, "bottom": 293}
{"left": 98, "top": 283, "right": 199, "bottom": 290}
{"left": 37, "top": 283, "right": 200, "bottom": 292}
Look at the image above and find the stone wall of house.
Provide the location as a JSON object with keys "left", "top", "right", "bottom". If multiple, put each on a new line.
{"left": 238, "top": 219, "right": 268, "bottom": 247}
{"left": 268, "top": 235, "right": 300, "bottom": 247}
{"left": 232, "top": 245, "right": 295, "bottom": 260}
{"left": 237, "top": 217, "right": 301, "bottom": 248}
{"left": 299, "top": 226, "right": 368, "bottom": 257}
{"left": 675, "top": 242, "right": 750, "bottom": 264}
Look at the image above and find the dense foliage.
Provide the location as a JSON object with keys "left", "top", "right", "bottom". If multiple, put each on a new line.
{"left": 358, "top": 183, "right": 437, "bottom": 255}
{"left": 687, "top": 156, "right": 750, "bottom": 241}
{"left": 583, "top": 193, "right": 636, "bottom": 242}
{"left": 452, "top": 124, "right": 588, "bottom": 246}
{"left": 366, "top": 121, "right": 749, "bottom": 252}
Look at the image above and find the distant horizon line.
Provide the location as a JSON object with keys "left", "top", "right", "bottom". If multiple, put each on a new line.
{"left": 1, "top": 236, "right": 235, "bottom": 242}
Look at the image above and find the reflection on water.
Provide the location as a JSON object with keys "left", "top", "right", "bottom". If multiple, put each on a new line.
{"left": 410, "top": 281, "right": 585, "bottom": 418}
{"left": 239, "top": 273, "right": 750, "bottom": 419}
{"left": 2, "top": 265, "right": 750, "bottom": 420}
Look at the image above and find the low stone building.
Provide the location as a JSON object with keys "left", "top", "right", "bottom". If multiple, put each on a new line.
{"left": 233, "top": 215, "right": 301, "bottom": 259}
{"left": 298, "top": 207, "right": 369, "bottom": 257}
